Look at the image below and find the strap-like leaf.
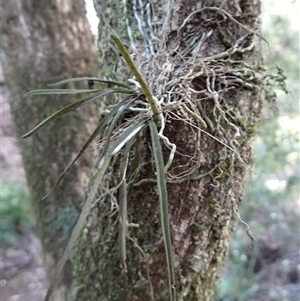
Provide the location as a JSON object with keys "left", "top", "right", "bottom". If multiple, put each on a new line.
{"left": 43, "top": 118, "right": 147, "bottom": 301}
{"left": 111, "top": 35, "right": 160, "bottom": 119}
{"left": 22, "top": 89, "right": 131, "bottom": 138}
{"left": 149, "top": 120, "right": 176, "bottom": 301}
{"left": 42, "top": 97, "right": 132, "bottom": 200}
{"left": 43, "top": 145, "right": 113, "bottom": 301}
{"left": 118, "top": 138, "right": 135, "bottom": 271}
{"left": 94, "top": 99, "right": 135, "bottom": 168}
{"left": 48, "top": 77, "right": 131, "bottom": 89}
{"left": 25, "top": 89, "right": 102, "bottom": 95}
{"left": 111, "top": 119, "right": 146, "bottom": 155}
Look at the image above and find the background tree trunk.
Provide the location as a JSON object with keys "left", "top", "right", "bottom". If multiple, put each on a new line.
{"left": 1, "top": 0, "right": 98, "bottom": 299}
{"left": 69, "top": 1, "right": 264, "bottom": 300}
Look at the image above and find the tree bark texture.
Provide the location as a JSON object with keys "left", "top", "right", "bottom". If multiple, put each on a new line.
{"left": 1, "top": 0, "right": 98, "bottom": 299}
{"left": 71, "top": 0, "right": 264, "bottom": 300}
{"left": 61, "top": 0, "right": 263, "bottom": 300}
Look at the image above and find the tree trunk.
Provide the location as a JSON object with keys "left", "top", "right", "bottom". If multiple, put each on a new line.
{"left": 69, "top": 1, "right": 264, "bottom": 300}
{"left": 1, "top": 0, "right": 98, "bottom": 299}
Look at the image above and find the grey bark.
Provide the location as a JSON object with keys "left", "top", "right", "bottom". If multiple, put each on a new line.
{"left": 70, "top": 0, "right": 264, "bottom": 300}
{"left": 1, "top": 0, "right": 98, "bottom": 299}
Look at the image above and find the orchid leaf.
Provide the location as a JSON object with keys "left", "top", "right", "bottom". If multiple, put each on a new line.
{"left": 25, "top": 89, "right": 102, "bottom": 95}
{"left": 118, "top": 137, "right": 135, "bottom": 271}
{"left": 149, "top": 120, "right": 176, "bottom": 301}
{"left": 43, "top": 140, "right": 114, "bottom": 301}
{"left": 94, "top": 98, "right": 135, "bottom": 167}
{"left": 22, "top": 89, "right": 131, "bottom": 138}
{"left": 111, "top": 35, "right": 160, "bottom": 119}
{"left": 42, "top": 97, "right": 132, "bottom": 199}
{"left": 43, "top": 118, "right": 147, "bottom": 301}
{"left": 48, "top": 77, "right": 131, "bottom": 89}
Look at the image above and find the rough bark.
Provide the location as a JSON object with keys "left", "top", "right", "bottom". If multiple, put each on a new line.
{"left": 69, "top": 0, "right": 264, "bottom": 300}
{"left": 70, "top": 1, "right": 264, "bottom": 300}
{"left": 1, "top": 0, "right": 98, "bottom": 300}
{"left": 66, "top": 0, "right": 264, "bottom": 300}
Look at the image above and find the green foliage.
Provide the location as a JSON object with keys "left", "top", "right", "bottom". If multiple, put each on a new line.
{"left": 0, "top": 185, "right": 34, "bottom": 245}
{"left": 111, "top": 35, "right": 160, "bottom": 118}
{"left": 149, "top": 120, "right": 176, "bottom": 300}
{"left": 262, "top": 4, "right": 299, "bottom": 115}
{"left": 245, "top": 117, "right": 299, "bottom": 212}
{"left": 215, "top": 2, "right": 299, "bottom": 300}
{"left": 24, "top": 36, "right": 178, "bottom": 301}
{"left": 23, "top": 87, "right": 131, "bottom": 138}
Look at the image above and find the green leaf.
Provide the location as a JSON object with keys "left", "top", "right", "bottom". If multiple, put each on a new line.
{"left": 25, "top": 89, "right": 102, "bottom": 95}
{"left": 22, "top": 89, "right": 131, "bottom": 138}
{"left": 149, "top": 120, "right": 176, "bottom": 301}
{"left": 43, "top": 118, "right": 147, "bottom": 301}
{"left": 41, "top": 123, "right": 103, "bottom": 200}
{"left": 110, "top": 118, "right": 146, "bottom": 156}
{"left": 43, "top": 144, "right": 113, "bottom": 301}
{"left": 118, "top": 137, "right": 135, "bottom": 271}
{"left": 111, "top": 35, "right": 160, "bottom": 120}
{"left": 48, "top": 77, "right": 131, "bottom": 89}
{"left": 94, "top": 98, "right": 135, "bottom": 167}
{"left": 42, "top": 97, "right": 132, "bottom": 199}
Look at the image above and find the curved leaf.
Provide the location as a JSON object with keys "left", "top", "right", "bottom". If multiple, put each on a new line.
{"left": 111, "top": 35, "right": 160, "bottom": 119}
{"left": 93, "top": 98, "right": 135, "bottom": 168}
{"left": 22, "top": 89, "right": 131, "bottom": 138}
{"left": 43, "top": 118, "right": 147, "bottom": 301}
{"left": 111, "top": 119, "right": 146, "bottom": 156}
{"left": 43, "top": 97, "right": 132, "bottom": 199}
{"left": 25, "top": 88, "right": 102, "bottom": 95}
{"left": 118, "top": 137, "right": 135, "bottom": 271}
{"left": 48, "top": 77, "right": 131, "bottom": 89}
{"left": 149, "top": 120, "right": 176, "bottom": 301}
{"left": 43, "top": 142, "right": 114, "bottom": 301}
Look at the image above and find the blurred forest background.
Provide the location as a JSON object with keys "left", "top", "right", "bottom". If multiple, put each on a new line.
{"left": 1, "top": 1, "right": 299, "bottom": 301}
